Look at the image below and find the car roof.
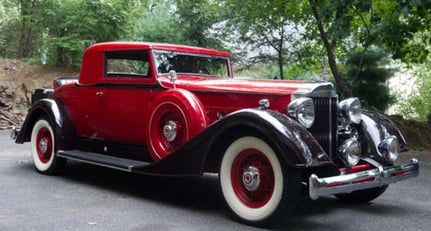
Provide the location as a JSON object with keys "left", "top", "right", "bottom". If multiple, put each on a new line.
{"left": 86, "top": 41, "right": 231, "bottom": 57}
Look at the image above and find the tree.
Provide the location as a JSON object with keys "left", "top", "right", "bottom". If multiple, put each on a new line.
{"left": 0, "top": 0, "right": 20, "bottom": 58}
{"left": 175, "top": 0, "right": 225, "bottom": 49}
{"left": 343, "top": 49, "right": 395, "bottom": 111}
{"left": 18, "top": 0, "right": 41, "bottom": 58}
{"left": 134, "top": 0, "right": 187, "bottom": 44}
{"left": 306, "top": 0, "right": 431, "bottom": 98}
{"left": 39, "top": 0, "right": 139, "bottom": 67}
{"left": 307, "top": 0, "right": 353, "bottom": 97}
{"left": 220, "top": 0, "right": 304, "bottom": 79}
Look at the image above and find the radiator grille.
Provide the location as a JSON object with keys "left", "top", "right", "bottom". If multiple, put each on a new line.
{"left": 308, "top": 97, "right": 338, "bottom": 158}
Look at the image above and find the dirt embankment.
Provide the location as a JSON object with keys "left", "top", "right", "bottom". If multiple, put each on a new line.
{"left": 0, "top": 58, "right": 429, "bottom": 153}
{"left": 0, "top": 59, "right": 78, "bottom": 128}
{"left": 389, "top": 115, "right": 431, "bottom": 153}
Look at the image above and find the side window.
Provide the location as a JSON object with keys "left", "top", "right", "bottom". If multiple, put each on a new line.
{"left": 105, "top": 50, "right": 150, "bottom": 78}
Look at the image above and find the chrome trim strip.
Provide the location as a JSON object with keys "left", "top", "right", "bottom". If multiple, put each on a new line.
{"left": 309, "top": 158, "right": 419, "bottom": 200}
{"left": 328, "top": 97, "right": 333, "bottom": 156}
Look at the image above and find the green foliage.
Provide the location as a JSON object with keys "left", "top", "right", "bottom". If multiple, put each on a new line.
{"left": 399, "top": 63, "right": 431, "bottom": 122}
{"left": 220, "top": 0, "right": 305, "bottom": 79}
{"left": 342, "top": 49, "right": 395, "bottom": 111}
{"left": 236, "top": 63, "right": 321, "bottom": 81}
{"left": 0, "top": 0, "right": 148, "bottom": 66}
{"left": 39, "top": 0, "right": 140, "bottom": 67}
{"left": 134, "top": 0, "right": 186, "bottom": 44}
{"left": 175, "top": 0, "right": 224, "bottom": 49}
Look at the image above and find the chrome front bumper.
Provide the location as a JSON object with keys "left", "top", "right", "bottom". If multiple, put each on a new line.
{"left": 309, "top": 158, "right": 419, "bottom": 200}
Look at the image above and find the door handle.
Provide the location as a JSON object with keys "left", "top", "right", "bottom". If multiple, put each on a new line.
{"left": 96, "top": 91, "right": 105, "bottom": 96}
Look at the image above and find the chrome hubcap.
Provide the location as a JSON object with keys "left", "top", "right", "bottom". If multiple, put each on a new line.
{"left": 163, "top": 121, "right": 177, "bottom": 142}
{"left": 39, "top": 138, "right": 48, "bottom": 154}
{"left": 242, "top": 166, "right": 260, "bottom": 191}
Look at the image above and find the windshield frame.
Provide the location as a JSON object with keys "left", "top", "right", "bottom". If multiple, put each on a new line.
{"left": 151, "top": 50, "right": 232, "bottom": 78}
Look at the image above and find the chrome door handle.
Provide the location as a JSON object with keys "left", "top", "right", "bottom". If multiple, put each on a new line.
{"left": 96, "top": 91, "right": 104, "bottom": 96}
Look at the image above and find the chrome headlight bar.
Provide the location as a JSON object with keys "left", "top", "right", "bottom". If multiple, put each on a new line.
{"left": 287, "top": 97, "right": 315, "bottom": 128}
{"left": 339, "top": 97, "right": 362, "bottom": 124}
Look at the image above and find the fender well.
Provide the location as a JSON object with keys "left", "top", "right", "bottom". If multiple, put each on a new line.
{"left": 15, "top": 98, "right": 77, "bottom": 150}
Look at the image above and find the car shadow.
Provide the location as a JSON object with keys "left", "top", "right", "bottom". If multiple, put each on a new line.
{"left": 18, "top": 159, "right": 412, "bottom": 230}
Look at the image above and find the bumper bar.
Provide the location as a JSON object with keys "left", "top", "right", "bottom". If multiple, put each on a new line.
{"left": 309, "top": 158, "right": 419, "bottom": 200}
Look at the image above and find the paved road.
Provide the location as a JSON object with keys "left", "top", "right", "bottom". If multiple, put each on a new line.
{"left": 1, "top": 130, "right": 430, "bottom": 231}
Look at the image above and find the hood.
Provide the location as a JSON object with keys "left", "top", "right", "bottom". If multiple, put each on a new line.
{"left": 158, "top": 75, "right": 335, "bottom": 97}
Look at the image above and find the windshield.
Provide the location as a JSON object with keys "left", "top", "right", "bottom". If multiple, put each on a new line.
{"left": 153, "top": 51, "right": 230, "bottom": 78}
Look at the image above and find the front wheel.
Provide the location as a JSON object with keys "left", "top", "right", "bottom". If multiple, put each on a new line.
{"left": 219, "top": 136, "right": 300, "bottom": 227}
{"left": 30, "top": 118, "right": 66, "bottom": 175}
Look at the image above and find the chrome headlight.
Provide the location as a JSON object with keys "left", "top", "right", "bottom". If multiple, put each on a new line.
{"left": 378, "top": 136, "right": 400, "bottom": 162}
{"left": 287, "top": 97, "right": 315, "bottom": 128}
{"left": 339, "top": 97, "right": 362, "bottom": 124}
{"left": 339, "top": 138, "right": 361, "bottom": 166}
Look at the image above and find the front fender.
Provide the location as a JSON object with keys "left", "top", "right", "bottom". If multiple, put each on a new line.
{"left": 359, "top": 110, "right": 408, "bottom": 162}
{"left": 15, "top": 98, "right": 77, "bottom": 150}
{"left": 219, "top": 109, "right": 333, "bottom": 168}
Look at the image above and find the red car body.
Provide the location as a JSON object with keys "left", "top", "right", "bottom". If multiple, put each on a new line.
{"left": 14, "top": 42, "right": 419, "bottom": 227}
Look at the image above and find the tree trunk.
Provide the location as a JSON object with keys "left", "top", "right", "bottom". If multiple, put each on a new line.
{"left": 308, "top": 0, "right": 352, "bottom": 98}
{"left": 18, "top": 0, "right": 38, "bottom": 58}
{"left": 278, "top": 50, "right": 284, "bottom": 79}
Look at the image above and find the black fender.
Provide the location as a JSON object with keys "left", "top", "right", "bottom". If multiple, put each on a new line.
{"left": 134, "top": 108, "right": 334, "bottom": 176}
{"left": 15, "top": 98, "right": 78, "bottom": 150}
{"left": 359, "top": 110, "right": 408, "bottom": 163}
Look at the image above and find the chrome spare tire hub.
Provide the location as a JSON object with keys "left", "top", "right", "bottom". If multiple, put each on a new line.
{"left": 163, "top": 120, "right": 177, "bottom": 142}
{"left": 39, "top": 138, "right": 48, "bottom": 154}
{"left": 242, "top": 166, "right": 260, "bottom": 191}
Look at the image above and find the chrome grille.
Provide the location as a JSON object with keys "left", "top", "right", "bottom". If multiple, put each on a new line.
{"left": 308, "top": 97, "right": 338, "bottom": 158}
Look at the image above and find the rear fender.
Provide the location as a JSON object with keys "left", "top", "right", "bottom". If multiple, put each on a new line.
{"left": 15, "top": 98, "right": 77, "bottom": 150}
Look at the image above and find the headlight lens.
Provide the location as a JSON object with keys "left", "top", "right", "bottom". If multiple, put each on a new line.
{"left": 378, "top": 136, "right": 400, "bottom": 162}
{"left": 339, "top": 138, "right": 361, "bottom": 166}
{"left": 339, "top": 97, "right": 362, "bottom": 124}
{"left": 287, "top": 97, "right": 315, "bottom": 128}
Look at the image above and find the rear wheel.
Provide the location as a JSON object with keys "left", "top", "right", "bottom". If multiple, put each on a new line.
{"left": 219, "top": 136, "right": 300, "bottom": 227}
{"left": 30, "top": 118, "right": 66, "bottom": 175}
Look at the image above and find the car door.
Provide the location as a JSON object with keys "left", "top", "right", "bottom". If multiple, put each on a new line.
{"left": 96, "top": 49, "right": 158, "bottom": 144}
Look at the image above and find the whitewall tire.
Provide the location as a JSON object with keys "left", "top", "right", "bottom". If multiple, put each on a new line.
{"left": 30, "top": 118, "right": 66, "bottom": 174}
{"left": 219, "top": 136, "right": 300, "bottom": 227}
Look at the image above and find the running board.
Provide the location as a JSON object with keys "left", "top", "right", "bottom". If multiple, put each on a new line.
{"left": 57, "top": 150, "right": 151, "bottom": 172}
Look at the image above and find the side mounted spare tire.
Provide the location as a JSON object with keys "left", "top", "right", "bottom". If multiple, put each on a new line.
{"left": 148, "top": 89, "right": 208, "bottom": 160}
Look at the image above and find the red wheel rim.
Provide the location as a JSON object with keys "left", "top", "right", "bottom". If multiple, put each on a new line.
{"left": 151, "top": 103, "right": 187, "bottom": 158}
{"left": 231, "top": 148, "right": 275, "bottom": 208}
{"left": 36, "top": 127, "right": 53, "bottom": 164}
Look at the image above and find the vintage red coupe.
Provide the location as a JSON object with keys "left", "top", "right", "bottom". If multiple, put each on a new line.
{"left": 14, "top": 42, "right": 419, "bottom": 227}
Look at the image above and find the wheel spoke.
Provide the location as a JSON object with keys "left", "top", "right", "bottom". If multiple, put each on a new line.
{"left": 231, "top": 148, "right": 274, "bottom": 208}
{"left": 36, "top": 127, "right": 52, "bottom": 163}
